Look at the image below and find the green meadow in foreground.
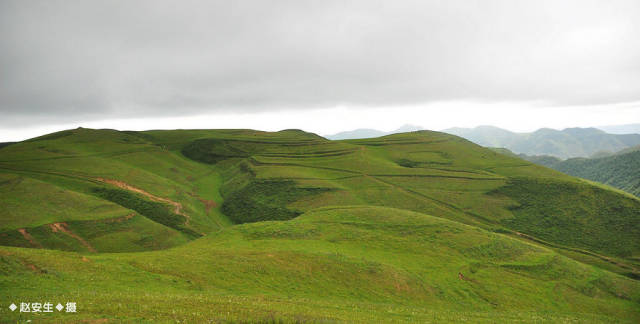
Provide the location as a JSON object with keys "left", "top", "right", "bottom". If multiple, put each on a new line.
{"left": 0, "top": 128, "right": 639, "bottom": 322}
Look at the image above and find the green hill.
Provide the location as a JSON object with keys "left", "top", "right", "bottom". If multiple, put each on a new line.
{"left": 444, "top": 126, "right": 640, "bottom": 159}
{"left": 1, "top": 128, "right": 639, "bottom": 322}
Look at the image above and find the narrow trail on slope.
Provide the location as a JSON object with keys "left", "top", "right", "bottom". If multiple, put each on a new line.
{"left": 17, "top": 228, "right": 42, "bottom": 248}
{"left": 102, "top": 212, "right": 136, "bottom": 223}
{"left": 95, "top": 177, "right": 190, "bottom": 221}
{"left": 49, "top": 222, "right": 97, "bottom": 253}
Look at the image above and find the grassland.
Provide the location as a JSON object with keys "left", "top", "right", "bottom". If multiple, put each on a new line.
{"left": 1, "top": 128, "right": 639, "bottom": 322}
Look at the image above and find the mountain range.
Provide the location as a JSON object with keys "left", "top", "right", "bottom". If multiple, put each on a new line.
{"left": 442, "top": 126, "right": 640, "bottom": 159}
{"left": 326, "top": 125, "right": 640, "bottom": 159}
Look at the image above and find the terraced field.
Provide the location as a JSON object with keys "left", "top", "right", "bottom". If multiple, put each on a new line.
{"left": 0, "top": 128, "right": 639, "bottom": 322}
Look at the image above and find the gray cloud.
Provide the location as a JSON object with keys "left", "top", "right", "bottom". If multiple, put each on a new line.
{"left": 1, "top": 0, "right": 639, "bottom": 127}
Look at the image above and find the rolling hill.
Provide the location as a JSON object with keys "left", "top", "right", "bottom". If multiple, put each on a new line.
{"left": 1, "top": 128, "right": 639, "bottom": 322}
{"left": 444, "top": 126, "right": 640, "bottom": 159}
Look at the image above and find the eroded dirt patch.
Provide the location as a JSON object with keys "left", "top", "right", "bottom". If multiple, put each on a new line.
{"left": 17, "top": 228, "right": 42, "bottom": 248}
{"left": 95, "top": 178, "right": 187, "bottom": 217}
{"left": 49, "top": 222, "right": 97, "bottom": 253}
{"left": 198, "top": 198, "right": 217, "bottom": 214}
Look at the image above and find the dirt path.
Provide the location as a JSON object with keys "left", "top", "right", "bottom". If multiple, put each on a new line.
{"left": 513, "top": 231, "right": 639, "bottom": 274}
{"left": 17, "top": 228, "right": 43, "bottom": 248}
{"left": 95, "top": 178, "right": 188, "bottom": 218}
{"left": 102, "top": 212, "right": 136, "bottom": 223}
{"left": 49, "top": 222, "right": 97, "bottom": 252}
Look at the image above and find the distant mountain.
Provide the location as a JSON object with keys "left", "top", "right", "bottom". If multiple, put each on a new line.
{"left": 444, "top": 126, "right": 517, "bottom": 148}
{"left": 444, "top": 126, "right": 640, "bottom": 159}
{"left": 393, "top": 124, "right": 423, "bottom": 133}
{"left": 324, "top": 128, "right": 387, "bottom": 140}
{"left": 325, "top": 124, "right": 423, "bottom": 140}
{"left": 596, "top": 123, "right": 640, "bottom": 135}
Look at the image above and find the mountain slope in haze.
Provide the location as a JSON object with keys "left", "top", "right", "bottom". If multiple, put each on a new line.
{"left": 552, "top": 150, "right": 640, "bottom": 197}
{"left": 1, "top": 128, "right": 639, "bottom": 322}
{"left": 325, "top": 124, "right": 423, "bottom": 140}
{"left": 597, "top": 123, "right": 640, "bottom": 135}
{"left": 505, "top": 145, "right": 640, "bottom": 197}
{"left": 324, "top": 128, "right": 386, "bottom": 140}
{"left": 444, "top": 126, "right": 640, "bottom": 159}
{"left": 442, "top": 126, "right": 517, "bottom": 148}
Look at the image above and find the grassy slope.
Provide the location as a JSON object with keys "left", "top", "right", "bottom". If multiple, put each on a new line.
{"left": 0, "top": 128, "right": 228, "bottom": 252}
{"left": 1, "top": 207, "right": 638, "bottom": 323}
{"left": 209, "top": 130, "right": 639, "bottom": 260}
{"left": 1, "top": 128, "right": 639, "bottom": 322}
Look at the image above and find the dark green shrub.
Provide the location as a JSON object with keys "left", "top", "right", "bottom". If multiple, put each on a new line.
{"left": 222, "top": 180, "right": 331, "bottom": 224}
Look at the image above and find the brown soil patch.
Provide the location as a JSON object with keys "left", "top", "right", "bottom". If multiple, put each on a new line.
{"left": 458, "top": 272, "right": 478, "bottom": 283}
{"left": 17, "top": 228, "right": 43, "bottom": 248}
{"left": 49, "top": 222, "right": 97, "bottom": 253}
{"left": 95, "top": 177, "right": 188, "bottom": 218}
{"left": 17, "top": 258, "right": 45, "bottom": 274}
{"left": 393, "top": 272, "right": 410, "bottom": 292}
{"left": 198, "top": 198, "right": 218, "bottom": 214}
{"left": 186, "top": 191, "right": 218, "bottom": 215}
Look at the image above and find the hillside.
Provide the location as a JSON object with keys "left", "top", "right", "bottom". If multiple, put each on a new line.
{"left": 507, "top": 147, "right": 640, "bottom": 197}
{"left": 552, "top": 150, "right": 640, "bottom": 197}
{"left": 444, "top": 126, "right": 640, "bottom": 159}
{"left": 1, "top": 128, "right": 639, "bottom": 322}
{"left": 0, "top": 142, "right": 15, "bottom": 149}
{"left": 0, "top": 128, "right": 229, "bottom": 252}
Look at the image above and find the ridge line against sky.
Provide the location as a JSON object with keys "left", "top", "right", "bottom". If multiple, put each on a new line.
{"left": 2, "top": 100, "right": 639, "bottom": 143}
{"left": 1, "top": 0, "right": 639, "bottom": 141}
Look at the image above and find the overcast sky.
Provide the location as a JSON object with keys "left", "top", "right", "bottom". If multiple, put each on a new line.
{"left": 1, "top": 0, "right": 639, "bottom": 141}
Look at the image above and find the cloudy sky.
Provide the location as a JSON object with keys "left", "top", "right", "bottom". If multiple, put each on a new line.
{"left": 1, "top": 0, "right": 639, "bottom": 141}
